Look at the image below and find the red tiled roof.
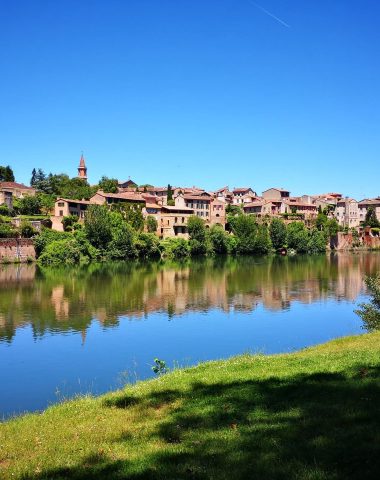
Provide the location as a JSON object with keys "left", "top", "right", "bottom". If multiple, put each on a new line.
{"left": 95, "top": 191, "right": 145, "bottom": 202}
{"left": 183, "top": 195, "right": 211, "bottom": 201}
{"left": 162, "top": 205, "right": 194, "bottom": 212}
{"left": 56, "top": 198, "right": 91, "bottom": 205}
{"left": 0, "top": 182, "right": 35, "bottom": 190}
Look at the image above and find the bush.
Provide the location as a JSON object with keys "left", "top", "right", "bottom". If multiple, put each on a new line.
{"left": 162, "top": 238, "right": 190, "bottom": 259}
{"left": 62, "top": 215, "right": 79, "bottom": 232}
{"left": 33, "top": 228, "right": 71, "bottom": 256}
{"left": 135, "top": 232, "right": 160, "bottom": 258}
{"left": 0, "top": 204, "right": 12, "bottom": 217}
{"left": 20, "top": 220, "right": 36, "bottom": 238}
{"left": 209, "top": 225, "right": 229, "bottom": 254}
{"left": 0, "top": 223, "right": 18, "bottom": 238}
{"left": 38, "top": 238, "right": 82, "bottom": 266}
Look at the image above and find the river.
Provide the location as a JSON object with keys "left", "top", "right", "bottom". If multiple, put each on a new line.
{"left": 1, "top": 252, "right": 379, "bottom": 419}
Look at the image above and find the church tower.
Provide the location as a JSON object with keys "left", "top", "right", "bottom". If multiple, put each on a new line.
{"left": 78, "top": 153, "right": 88, "bottom": 180}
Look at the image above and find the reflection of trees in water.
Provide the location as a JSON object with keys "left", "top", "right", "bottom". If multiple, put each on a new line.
{"left": 1, "top": 253, "right": 380, "bottom": 342}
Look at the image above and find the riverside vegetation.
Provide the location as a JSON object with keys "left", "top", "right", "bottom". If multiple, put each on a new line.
{"left": 32, "top": 204, "right": 340, "bottom": 266}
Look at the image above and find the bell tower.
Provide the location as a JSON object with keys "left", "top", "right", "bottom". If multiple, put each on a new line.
{"left": 78, "top": 153, "right": 88, "bottom": 180}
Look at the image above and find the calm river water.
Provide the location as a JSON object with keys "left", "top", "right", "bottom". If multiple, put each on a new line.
{"left": 1, "top": 253, "right": 379, "bottom": 419}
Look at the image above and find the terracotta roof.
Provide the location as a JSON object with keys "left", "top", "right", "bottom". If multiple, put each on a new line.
{"left": 243, "top": 202, "right": 264, "bottom": 208}
{"left": 233, "top": 187, "right": 252, "bottom": 193}
{"left": 95, "top": 191, "right": 145, "bottom": 202}
{"left": 358, "top": 198, "right": 380, "bottom": 205}
{"left": 183, "top": 195, "right": 211, "bottom": 201}
{"left": 79, "top": 154, "right": 86, "bottom": 168}
{"left": 145, "top": 203, "right": 162, "bottom": 209}
{"left": 285, "top": 201, "right": 317, "bottom": 208}
{"left": 56, "top": 198, "right": 91, "bottom": 205}
{"left": 0, "top": 182, "right": 35, "bottom": 190}
{"left": 162, "top": 205, "right": 194, "bottom": 212}
{"left": 263, "top": 188, "right": 290, "bottom": 193}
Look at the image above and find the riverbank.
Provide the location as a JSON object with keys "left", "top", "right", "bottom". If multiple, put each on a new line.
{"left": 1, "top": 332, "right": 379, "bottom": 479}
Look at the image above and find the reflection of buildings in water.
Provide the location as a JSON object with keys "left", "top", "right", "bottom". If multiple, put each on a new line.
{"left": 1, "top": 253, "right": 380, "bottom": 342}
{"left": 0, "top": 264, "right": 36, "bottom": 285}
{"left": 50, "top": 285, "right": 69, "bottom": 320}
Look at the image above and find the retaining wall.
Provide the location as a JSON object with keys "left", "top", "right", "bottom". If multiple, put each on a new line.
{"left": 0, "top": 238, "right": 36, "bottom": 263}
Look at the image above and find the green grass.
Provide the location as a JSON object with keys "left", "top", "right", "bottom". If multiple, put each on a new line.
{"left": 1, "top": 332, "right": 380, "bottom": 479}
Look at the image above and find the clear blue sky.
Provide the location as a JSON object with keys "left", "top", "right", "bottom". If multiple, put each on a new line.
{"left": 1, "top": 0, "right": 379, "bottom": 198}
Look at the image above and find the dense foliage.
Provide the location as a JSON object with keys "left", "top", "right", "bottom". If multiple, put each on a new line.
{"left": 0, "top": 165, "right": 15, "bottom": 182}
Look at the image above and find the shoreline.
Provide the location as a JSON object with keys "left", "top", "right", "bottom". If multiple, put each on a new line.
{"left": 1, "top": 331, "right": 379, "bottom": 478}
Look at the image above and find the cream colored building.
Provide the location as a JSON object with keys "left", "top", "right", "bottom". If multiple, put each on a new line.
{"left": 0, "top": 182, "right": 36, "bottom": 209}
{"left": 335, "top": 198, "right": 360, "bottom": 228}
{"left": 358, "top": 198, "right": 380, "bottom": 224}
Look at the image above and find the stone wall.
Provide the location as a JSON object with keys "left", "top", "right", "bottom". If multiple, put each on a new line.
{"left": 0, "top": 239, "right": 36, "bottom": 263}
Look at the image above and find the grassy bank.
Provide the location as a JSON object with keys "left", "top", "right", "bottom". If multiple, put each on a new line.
{"left": 1, "top": 333, "right": 380, "bottom": 480}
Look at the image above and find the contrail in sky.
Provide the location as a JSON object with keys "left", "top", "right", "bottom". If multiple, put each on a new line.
{"left": 248, "top": 1, "right": 290, "bottom": 28}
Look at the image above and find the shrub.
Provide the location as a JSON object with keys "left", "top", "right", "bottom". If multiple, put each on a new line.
{"left": 0, "top": 223, "right": 18, "bottom": 238}
{"left": 33, "top": 228, "right": 71, "bottom": 256}
{"left": 20, "top": 220, "right": 36, "bottom": 238}
{"left": 107, "top": 214, "right": 137, "bottom": 259}
{"left": 135, "top": 232, "right": 160, "bottom": 258}
{"left": 162, "top": 238, "right": 190, "bottom": 259}
{"left": 209, "top": 225, "right": 229, "bottom": 254}
{"left": 38, "top": 238, "right": 81, "bottom": 266}
{"left": 62, "top": 215, "right": 79, "bottom": 232}
{"left": 0, "top": 204, "right": 12, "bottom": 217}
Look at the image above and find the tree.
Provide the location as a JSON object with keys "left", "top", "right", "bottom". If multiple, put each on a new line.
{"left": 167, "top": 184, "right": 173, "bottom": 202}
{"left": 287, "top": 222, "right": 309, "bottom": 253}
{"left": 269, "top": 218, "right": 287, "bottom": 250}
{"left": 209, "top": 225, "right": 229, "bottom": 254}
{"left": 307, "top": 229, "right": 327, "bottom": 254}
{"left": 187, "top": 215, "right": 207, "bottom": 255}
{"left": 98, "top": 176, "right": 118, "bottom": 193}
{"left": 107, "top": 212, "right": 137, "bottom": 259}
{"left": 84, "top": 205, "right": 113, "bottom": 249}
{"left": 364, "top": 207, "right": 380, "bottom": 228}
{"left": 232, "top": 215, "right": 257, "bottom": 254}
{"left": 62, "top": 215, "right": 79, "bottom": 232}
{"left": 0, "top": 165, "right": 15, "bottom": 182}
{"left": 30, "top": 168, "right": 37, "bottom": 187}
{"left": 14, "top": 195, "right": 41, "bottom": 215}
{"left": 146, "top": 215, "right": 158, "bottom": 233}
{"left": 315, "top": 213, "right": 327, "bottom": 231}
{"left": 355, "top": 275, "right": 380, "bottom": 331}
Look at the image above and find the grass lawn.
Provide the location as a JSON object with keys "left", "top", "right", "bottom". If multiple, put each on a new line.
{"left": 1, "top": 332, "right": 380, "bottom": 479}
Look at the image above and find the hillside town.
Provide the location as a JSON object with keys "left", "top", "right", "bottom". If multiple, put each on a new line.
{"left": 1, "top": 154, "right": 380, "bottom": 239}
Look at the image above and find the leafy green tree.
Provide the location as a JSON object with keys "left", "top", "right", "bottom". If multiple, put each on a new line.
{"left": 364, "top": 207, "right": 380, "bottom": 228}
{"left": 287, "top": 222, "right": 309, "bottom": 253}
{"left": 254, "top": 224, "right": 272, "bottom": 254}
{"left": 98, "top": 176, "right": 118, "bottom": 193}
{"left": 162, "top": 238, "right": 190, "bottom": 259}
{"left": 231, "top": 215, "right": 257, "bottom": 254}
{"left": 315, "top": 213, "right": 327, "bottom": 231}
{"left": 325, "top": 218, "right": 339, "bottom": 238}
{"left": 0, "top": 165, "right": 15, "bottom": 182}
{"left": 188, "top": 215, "right": 207, "bottom": 255}
{"left": 167, "top": 184, "right": 173, "bottom": 202}
{"left": 269, "top": 218, "right": 287, "bottom": 250}
{"left": 106, "top": 212, "right": 137, "bottom": 259}
{"left": 84, "top": 205, "right": 113, "bottom": 249}
{"left": 38, "top": 239, "right": 82, "bottom": 266}
{"left": 135, "top": 232, "right": 160, "bottom": 258}
{"left": 62, "top": 215, "right": 79, "bottom": 232}
{"left": 146, "top": 215, "right": 158, "bottom": 233}
{"left": 14, "top": 195, "right": 41, "bottom": 215}
{"left": 355, "top": 275, "right": 380, "bottom": 331}
{"left": 111, "top": 203, "right": 144, "bottom": 231}
{"left": 209, "top": 225, "right": 229, "bottom": 254}
{"left": 30, "top": 168, "right": 37, "bottom": 186}
{"left": 33, "top": 228, "right": 71, "bottom": 256}
{"left": 20, "top": 220, "right": 36, "bottom": 238}
{"left": 307, "top": 229, "right": 327, "bottom": 254}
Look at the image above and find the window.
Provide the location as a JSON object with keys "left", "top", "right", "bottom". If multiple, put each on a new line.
{"left": 59, "top": 210, "right": 63, "bottom": 216}
{"left": 58, "top": 202, "right": 64, "bottom": 207}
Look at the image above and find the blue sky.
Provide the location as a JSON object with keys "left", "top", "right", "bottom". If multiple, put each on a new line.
{"left": 0, "top": 0, "right": 379, "bottom": 198}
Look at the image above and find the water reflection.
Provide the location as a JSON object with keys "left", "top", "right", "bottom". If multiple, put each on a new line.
{"left": 1, "top": 253, "right": 379, "bottom": 344}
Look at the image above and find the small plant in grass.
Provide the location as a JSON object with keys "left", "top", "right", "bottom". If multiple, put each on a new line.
{"left": 152, "top": 358, "right": 168, "bottom": 376}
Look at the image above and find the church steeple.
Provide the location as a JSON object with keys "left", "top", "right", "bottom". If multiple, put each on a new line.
{"left": 78, "top": 153, "right": 88, "bottom": 180}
